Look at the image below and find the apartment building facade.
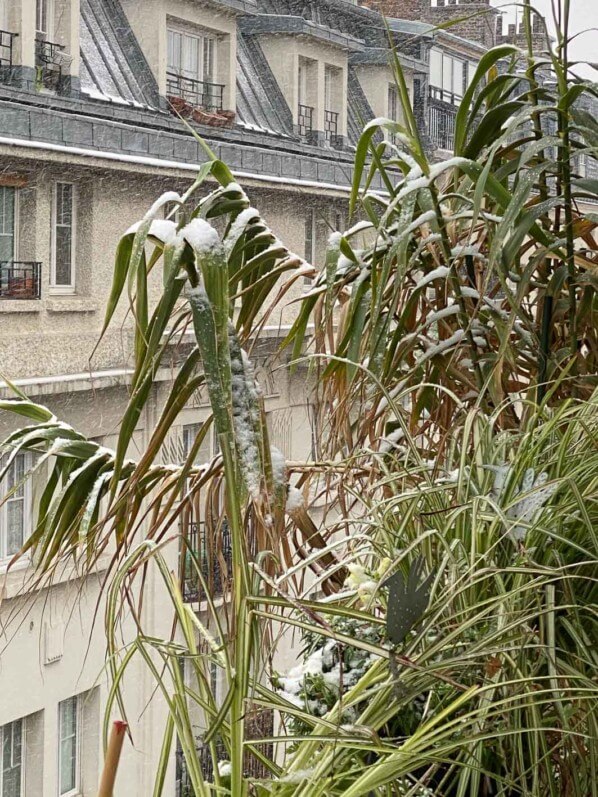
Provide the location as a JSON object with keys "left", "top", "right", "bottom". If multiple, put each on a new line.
{"left": 0, "top": 1, "right": 489, "bottom": 794}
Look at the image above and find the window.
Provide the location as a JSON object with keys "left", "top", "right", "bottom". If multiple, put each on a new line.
{"left": 182, "top": 423, "right": 217, "bottom": 466}
{"left": 298, "top": 58, "right": 308, "bottom": 108}
{"left": 1, "top": 720, "right": 22, "bottom": 797}
{"left": 0, "top": 187, "right": 16, "bottom": 262}
{"left": 58, "top": 697, "right": 79, "bottom": 795}
{"left": 167, "top": 28, "right": 216, "bottom": 84}
{"left": 0, "top": 453, "right": 30, "bottom": 564}
{"left": 388, "top": 84, "right": 399, "bottom": 122}
{"left": 304, "top": 209, "right": 316, "bottom": 284}
{"left": 0, "top": 1, "right": 8, "bottom": 32}
{"left": 324, "top": 66, "right": 333, "bottom": 111}
{"left": 36, "top": 0, "right": 51, "bottom": 38}
{"left": 429, "top": 48, "right": 467, "bottom": 104}
{"left": 51, "top": 182, "right": 75, "bottom": 292}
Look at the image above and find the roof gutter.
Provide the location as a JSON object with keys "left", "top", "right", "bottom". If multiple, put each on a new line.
{"left": 0, "top": 136, "right": 360, "bottom": 195}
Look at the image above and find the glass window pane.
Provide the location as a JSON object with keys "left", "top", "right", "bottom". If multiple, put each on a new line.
{"left": 453, "top": 59, "right": 464, "bottom": 98}
{"left": 6, "top": 501, "right": 24, "bottom": 555}
{"left": 58, "top": 698, "right": 77, "bottom": 795}
{"left": 429, "top": 49, "right": 442, "bottom": 88}
{"left": 55, "top": 228, "right": 72, "bottom": 285}
{"left": 203, "top": 38, "right": 215, "bottom": 83}
{"left": 183, "top": 34, "right": 200, "bottom": 80}
{"left": 53, "top": 184, "right": 74, "bottom": 288}
{"left": 0, "top": 187, "right": 15, "bottom": 262}
{"left": 442, "top": 54, "right": 452, "bottom": 95}
{"left": 468, "top": 61, "right": 478, "bottom": 86}
{"left": 7, "top": 454, "right": 24, "bottom": 497}
{"left": 2, "top": 721, "right": 22, "bottom": 797}
{"left": 36, "top": 0, "right": 48, "bottom": 36}
{"left": 167, "top": 30, "right": 182, "bottom": 72}
{"left": 324, "top": 67, "right": 333, "bottom": 110}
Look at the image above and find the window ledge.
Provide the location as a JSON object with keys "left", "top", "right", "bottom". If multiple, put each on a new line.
{"left": 0, "top": 300, "right": 42, "bottom": 313}
{"left": 46, "top": 298, "right": 98, "bottom": 313}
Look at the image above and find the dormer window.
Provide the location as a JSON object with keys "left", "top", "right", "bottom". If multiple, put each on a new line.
{"left": 429, "top": 48, "right": 477, "bottom": 106}
{"left": 35, "top": 0, "right": 71, "bottom": 93}
{"left": 167, "top": 27, "right": 223, "bottom": 113}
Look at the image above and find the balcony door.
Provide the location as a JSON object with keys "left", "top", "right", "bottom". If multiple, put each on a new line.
{"left": 167, "top": 28, "right": 216, "bottom": 85}
{"left": 0, "top": 187, "right": 16, "bottom": 263}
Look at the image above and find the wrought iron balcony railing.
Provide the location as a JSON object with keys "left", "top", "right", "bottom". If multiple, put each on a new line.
{"left": 0, "top": 30, "right": 17, "bottom": 68}
{"left": 181, "top": 519, "right": 233, "bottom": 603}
{"left": 324, "top": 109, "right": 339, "bottom": 145}
{"left": 0, "top": 262, "right": 42, "bottom": 299}
{"left": 35, "top": 37, "right": 68, "bottom": 91}
{"left": 298, "top": 103, "right": 314, "bottom": 141}
{"left": 175, "top": 709, "right": 274, "bottom": 795}
{"left": 429, "top": 84, "right": 462, "bottom": 106}
{"left": 166, "top": 71, "right": 224, "bottom": 113}
{"left": 428, "top": 99, "right": 457, "bottom": 152}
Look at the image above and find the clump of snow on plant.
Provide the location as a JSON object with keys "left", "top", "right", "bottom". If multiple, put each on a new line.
{"left": 224, "top": 207, "right": 260, "bottom": 256}
{"left": 125, "top": 219, "right": 178, "bottom": 245}
{"left": 414, "top": 266, "right": 449, "bottom": 290}
{"left": 143, "top": 191, "right": 182, "bottom": 221}
{"left": 230, "top": 340, "right": 262, "bottom": 498}
{"left": 178, "top": 218, "right": 223, "bottom": 255}
{"left": 270, "top": 445, "right": 287, "bottom": 487}
{"left": 217, "top": 760, "right": 232, "bottom": 778}
{"left": 286, "top": 485, "right": 304, "bottom": 512}
{"left": 274, "top": 618, "right": 381, "bottom": 728}
{"left": 489, "top": 465, "right": 558, "bottom": 541}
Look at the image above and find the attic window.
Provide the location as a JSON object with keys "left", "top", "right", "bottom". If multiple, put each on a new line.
{"left": 167, "top": 28, "right": 223, "bottom": 113}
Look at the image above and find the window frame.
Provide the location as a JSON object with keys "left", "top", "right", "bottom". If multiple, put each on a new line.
{"left": 50, "top": 181, "right": 76, "bottom": 295}
{"left": 167, "top": 25, "right": 218, "bottom": 85}
{"left": 36, "top": 0, "right": 53, "bottom": 39}
{"left": 0, "top": 186, "right": 18, "bottom": 263}
{"left": 57, "top": 696, "right": 80, "bottom": 797}
{"left": 297, "top": 58, "right": 308, "bottom": 107}
{"left": 0, "top": 452, "right": 31, "bottom": 567}
{"left": 1, "top": 719, "right": 24, "bottom": 797}
{"left": 429, "top": 47, "right": 470, "bottom": 104}
{"left": 182, "top": 422, "right": 218, "bottom": 466}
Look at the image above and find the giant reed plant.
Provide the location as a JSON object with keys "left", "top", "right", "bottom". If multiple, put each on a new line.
{"left": 0, "top": 2, "right": 597, "bottom": 794}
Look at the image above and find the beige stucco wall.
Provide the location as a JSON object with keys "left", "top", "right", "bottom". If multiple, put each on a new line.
{"left": 0, "top": 151, "right": 348, "bottom": 380}
{"left": 0, "top": 345, "right": 317, "bottom": 794}
{"left": 354, "top": 63, "right": 414, "bottom": 123}
{"left": 259, "top": 35, "right": 349, "bottom": 136}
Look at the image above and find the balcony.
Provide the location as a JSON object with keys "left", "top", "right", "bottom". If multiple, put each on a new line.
{"left": 167, "top": 71, "right": 225, "bottom": 113}
{"left": 298, "top": 103, "right": 314, "bottom": 142}
{"left": 0, "top": 30, "right": 17, "bottom": 69}
{"left": 35, "top": 38, "right": 70, "bottom": 91}
{"left": 428, "top": 91, "right": 458, "bottom": 152}
{"left": 181, "top": 520, "right": 233, "bottom": 603}
{"left": 0, "top": 262, "right": 42, "bottom": 300}
{"left": 429, "top": 85, "right": 461, "bottom": 106}
{"left": 175, "top": 709, "right": 274, "bottom": 794}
